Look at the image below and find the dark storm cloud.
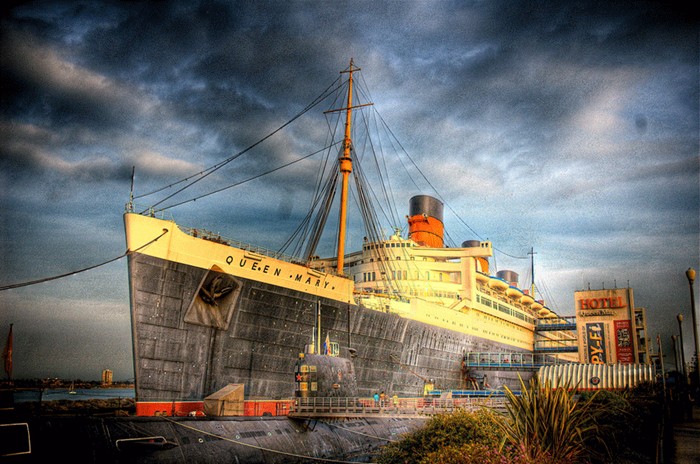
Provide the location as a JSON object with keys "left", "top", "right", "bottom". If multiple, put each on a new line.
{"left": 1, "top": 29, "right": 154, "bottom": 131}
{"left": 0, "top": 0, "right": 697, "bottom": 380}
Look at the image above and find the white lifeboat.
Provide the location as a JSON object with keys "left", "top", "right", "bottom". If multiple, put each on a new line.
{"left": 541, "top": 308, "right": 556, "bottom": 318}
{"left": 506, "top": 286, "right": 522, "bottom": 299}
{"left": 520, "top": 294, "right": 535, "bottom": 306}
{"left": 531, "top": 300, "right": 543, "bottom": 311}
{"left": 475, "top": 272, "right": 490, "bottom": 283}
{"left": 488, "top": 277, "right": 509, "bottom": 292}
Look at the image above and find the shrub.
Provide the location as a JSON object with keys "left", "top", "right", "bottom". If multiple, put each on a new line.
{"left": 377, "top": 408, "right": 503, "bottom": 464}
{"left": 579, "top": 382, "right": 662, "bottom": 464}
{"left": 498, "top": 376, "right": 607, "bottom": 464}
{"left": 420, "top": 442, "right": 529, "bottom": 464}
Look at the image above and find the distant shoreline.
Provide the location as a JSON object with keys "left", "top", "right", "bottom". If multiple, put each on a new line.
{"left": 12, "top": 397, "right": 136, "bottom": 415}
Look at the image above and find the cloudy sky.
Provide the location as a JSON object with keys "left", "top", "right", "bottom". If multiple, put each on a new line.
{"left": 1, "top": 1, "right": 698, "bottom": 381}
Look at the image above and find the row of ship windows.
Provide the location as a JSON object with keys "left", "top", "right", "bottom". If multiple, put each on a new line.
{"left": 478, "top": 313, "right": 531, "bottom": 345}
{"left": 425, "top": 312, "right": 529, "bottom": 346}
{"left": 357, "top": 287, "right": 459, "bottom": 300}
{"left": 363, "top": 242, "right": 414, "bottom": 251}
{"left": 477, "top": 294, "right": 534, "bottom": 325}
{"left": 344, "top": 255, "right": 418, "bottom": 269}
{"left": 360, "top": 271, "right": 445, "bottom": 282}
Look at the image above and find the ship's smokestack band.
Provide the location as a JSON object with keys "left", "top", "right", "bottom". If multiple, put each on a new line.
{"left": 497, "top": 270, "right": 519, "bottom": 287}
{"left": 407, "top": 195, "right": 444, "bottom": 248}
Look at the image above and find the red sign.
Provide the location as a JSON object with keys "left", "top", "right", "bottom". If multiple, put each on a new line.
{"left": 614, "top": 319, "right": 633, "bottom": 364}
{"left": 580, "top": 297, "right": 625, "bottom": 310}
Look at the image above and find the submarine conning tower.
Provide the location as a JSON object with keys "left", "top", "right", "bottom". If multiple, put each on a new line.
{"left": 407, "top": 195, "right": 444, "bottom": 248}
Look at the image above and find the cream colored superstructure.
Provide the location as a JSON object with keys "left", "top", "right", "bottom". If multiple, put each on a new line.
{"left": 311, "top": 231, "right": 571, "bottom": 352}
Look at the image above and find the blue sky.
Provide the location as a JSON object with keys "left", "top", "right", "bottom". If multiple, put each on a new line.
{"left": 1, "top": 0, "right": 698, "bottom": 381}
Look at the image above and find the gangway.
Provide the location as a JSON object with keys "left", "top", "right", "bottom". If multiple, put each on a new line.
{"left": 463, "top": 352, "right": 572, "bottom": 370}
{"left": 535, "top": 316, "right": 577, "bottom": 332}
{"left": 533, "top": 316, "right": 579, "bottom": 353}
{"left": 533, "top": 338, "right": 578, "bottom": 353}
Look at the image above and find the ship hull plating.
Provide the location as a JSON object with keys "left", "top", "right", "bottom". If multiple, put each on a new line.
{"left": 128, "top": 252, "right": 527, "bottom": 404}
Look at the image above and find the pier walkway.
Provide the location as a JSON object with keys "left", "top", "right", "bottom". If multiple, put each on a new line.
{"left": 463, "top": 352, "right": 572, "bottom": 370}
{"left": 672, "top": 404, "right": 700, "bottom": 464}
{"left": 288, "top": 396, "right": 506, "bottom": 419}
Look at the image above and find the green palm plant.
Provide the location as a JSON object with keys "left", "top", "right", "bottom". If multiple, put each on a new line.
{"left": 498, "top": 375, "right": 606, "bottom": 464}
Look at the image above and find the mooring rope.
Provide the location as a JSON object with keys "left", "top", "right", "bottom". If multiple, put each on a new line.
{"left": 0, "top": 228, "right": 169, "bottom": 291}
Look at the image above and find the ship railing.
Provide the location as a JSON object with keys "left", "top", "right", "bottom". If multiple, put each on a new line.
{"left": 127, "top": 203, "right": 175, "bottom": 221}
{"left": 127, "top": 203, "right": 318, "bottom": 266}
{"left": 353, "top": 292, "right": 410, "bottom": 305}
{"left": 289, "top": 396, "right": 507, "bottom": 417}
{"left": 179, "top": 225, "right": 304, "bottom": 263}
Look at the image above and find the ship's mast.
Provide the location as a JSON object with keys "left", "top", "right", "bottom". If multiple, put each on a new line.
{"left": 336, "top": 59, "right": 357, "bottom": 275}
{"left": 327, "top": 59, "right": 372, "bottom": 275}
{"left": 528, "top": 247, "right": 537, "bottom": 299}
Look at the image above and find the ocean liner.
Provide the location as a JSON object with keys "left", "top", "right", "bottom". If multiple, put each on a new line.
{"left": 124, "top": 60, "right": 572, "bottom": 416}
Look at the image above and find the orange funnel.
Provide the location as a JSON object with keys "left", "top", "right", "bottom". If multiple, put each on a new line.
{"left": 407, "top": 195, "right": 444, "bottom": 248}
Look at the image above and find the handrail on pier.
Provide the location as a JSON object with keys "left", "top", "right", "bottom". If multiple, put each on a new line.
{"left": 289, "top": 396, "right": 505, "bottom": 418}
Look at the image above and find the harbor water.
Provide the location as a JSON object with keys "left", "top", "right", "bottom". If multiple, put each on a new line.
{"left": 13, "top": 387, "right": 135, "bottom": 403}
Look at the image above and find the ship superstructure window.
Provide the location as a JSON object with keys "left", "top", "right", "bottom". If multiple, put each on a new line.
{"left": 477, "top": 294, "right": 534, "bottom": 325}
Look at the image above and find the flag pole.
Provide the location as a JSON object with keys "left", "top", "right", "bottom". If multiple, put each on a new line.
{"left": 3, "top": 323, "right": 13, "bottom": 381}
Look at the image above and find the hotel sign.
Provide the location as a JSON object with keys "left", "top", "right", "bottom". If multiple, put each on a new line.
{"left": 579, "top": 297, "right": 625, "bottom": 310}
{"left": 578, "top": 297, "right": 627, "bottom": 319}
{"left": 576, "top": 288, "right": 636, "bottom": 364}
{"left": 614, "top": 320, "right": 633, "bottom": 364}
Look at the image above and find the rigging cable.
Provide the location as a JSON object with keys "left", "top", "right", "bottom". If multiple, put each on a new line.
{"left": 355, "top": 82, "right": 400, "bottom": 228}
{"left": 372, "top": 110, "right": 527, "bottom": 260}
{"left": 0, "top": 229, "right": 169, "bottom": 292}
{"left": 277, "top": 140, "right": 340, "bottom": 259}
{"left": 140, "top": 76, "right": 344, "bottom": 211}
{"left": 154, "top": 142, "right": 340, "bottom": 212}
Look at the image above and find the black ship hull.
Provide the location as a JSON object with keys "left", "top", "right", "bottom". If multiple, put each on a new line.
{"left": 128, "top": 252, "right": 528, "bottom": 406}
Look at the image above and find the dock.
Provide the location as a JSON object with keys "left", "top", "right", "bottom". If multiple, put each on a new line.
{"left": 672, "top": 404, "right": 700, "bottom": 464}
{"left": 288, "top": 395, "right": 506, "bottom": 419}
